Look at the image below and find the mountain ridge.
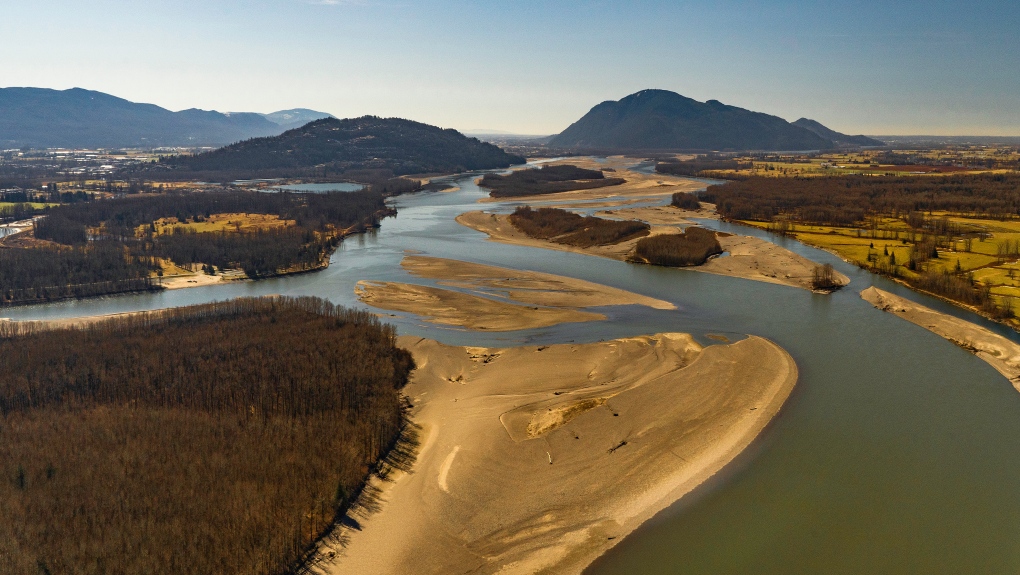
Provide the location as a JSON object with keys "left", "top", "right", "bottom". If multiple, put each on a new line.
{"left": 163, "top": 115, "right": 526, "bottom": 176}
{"left": 549, "top": 89, "right": 834, "bottom": 152}
{"left": 0, "top": 87, "right": 331, "bottom": 148}
{"left": 792, "top": 118, "right": 886, "bottom": 147}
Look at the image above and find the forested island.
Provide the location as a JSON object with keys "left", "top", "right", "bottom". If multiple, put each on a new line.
{"left": 479, "top": 164, "right": 625, "bottom": 198}
{"left": 0, "top": 190, "right": 391, "bottom": 306}
{"left": 0, "top": 296, "right": 414, "bottom": 575}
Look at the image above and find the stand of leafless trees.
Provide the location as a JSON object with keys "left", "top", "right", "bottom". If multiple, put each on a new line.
{"left": 0, "top": 297, "right": 415, "bottom": 575}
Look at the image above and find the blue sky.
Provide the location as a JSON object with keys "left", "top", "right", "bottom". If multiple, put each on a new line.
{"left": 3, "top": 0, "right": 1018, "bottom": 135}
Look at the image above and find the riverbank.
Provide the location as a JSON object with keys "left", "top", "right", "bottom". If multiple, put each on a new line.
{"left": 477, "top": 159, "right": 705, "bottom": 207}
{"left": 320, "top": 332, "right": 797, "bottom": 575}
{"left": 457, "top": 211, "right": 848, "bottom": 292}
{"left": 862, "top": 286, "right": 1020, "bottom": 391}
{"left": 355, "top": 256, "right": 674, "bottom": 331}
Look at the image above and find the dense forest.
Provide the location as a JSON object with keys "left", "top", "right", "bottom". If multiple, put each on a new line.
{"left": 1, "top": 190, "right": 391, "bottom": 306}
{"left": 157, "top": 116, "right": 525, "bottom": 178}
{"left": 508, "top": 206, "right": 649, "bottom": 247}
{"left": 0, "top": 296, "right": 415, "bottom": 575}
{"left": 656, "top": 157, "right": 752, "bottom": 178}
{"left": 0, "top": 243, "right": 159, "bottom": 304}
{"left": 479, "top": 165, "right": 625, "bottom": 198}
{"left": 703, "top": 174, "right": 1020, "bottom": 224}
{"left": 671, "top": 191, "right": 703, "bottom": 210}
{"left": 630, "top": 227, "right": 723, "bottom": 267}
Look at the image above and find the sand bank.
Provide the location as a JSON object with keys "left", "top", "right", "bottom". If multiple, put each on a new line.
{"left": 862, "top": 286, "right": 1020, "bottom": 391}
{"left": 457, "top": 211, "right": 848, "bottom": 292}
{"left": 596, "top": 203, "right": 714, "bottom": 224}
{"left": 355, "top": 280, "right": 605, "bottom": 331}
{"left": 478, "top": 160, "right": 705, "bottom": 205}
{"left": 320, "top": 332, "right": 797, "bottom": 575}
{"left": 401, "top": 255, "right": 675, "bottom": 310}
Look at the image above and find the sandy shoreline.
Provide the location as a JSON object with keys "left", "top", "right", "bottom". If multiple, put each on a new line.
{"left": 862, "top": 286, "right": 1020, "bottom": 391}
{"left": 456, "top": 211, "right": 848, "bottom": 292}
{"left": 319, "top": 332, "right": 798, "bottom": 575}
{"left": 355, "top": 280, "right": 606, "bottom": 331}
{"left": 402, "top": 255, "right": 675, "bottom": 310}
{"left": 477, "top": 161, "right": 705, "bottom": 206}
{"left": 355, "top": 256, "right": 675, "bottom": 331}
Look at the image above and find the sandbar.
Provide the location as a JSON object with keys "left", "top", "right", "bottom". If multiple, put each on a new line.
{"left": 318, "top": 332, "right": 798, "bottom": 575}
{"left": 401, "top": 255, "right": 675, "bottom": 310}
{"left": 457, "top": 211, "right": 848, "bottom": 292}
{"left": 478, "top": 160, "right": 705, "bottom": 205}
{"left": 862, "top": 286, "right": 1020, "bottom": 391}
{"left": 355, "top": 280, "right": 605, "bottom": 331}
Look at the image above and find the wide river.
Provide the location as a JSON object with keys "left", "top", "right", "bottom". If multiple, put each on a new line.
{"left": 6, "top": 164, "right": 1020, "bottom": 573}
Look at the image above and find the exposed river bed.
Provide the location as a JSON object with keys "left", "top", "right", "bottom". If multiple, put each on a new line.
{"left": 6, "top": 165, "right": 1020, "bottom": 573}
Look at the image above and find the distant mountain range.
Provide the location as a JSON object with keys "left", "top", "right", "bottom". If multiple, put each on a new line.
{"left": 0, "top": 88, "right": 333, "bottom": 149}
{"left": 792, "top": 118, "right": 885, "bottom": 147}
{"left": 549, "top": 89, "right": 878, "bottom": 152}
{"left": 165, "top": 116, "right": 526, "bottom": 176}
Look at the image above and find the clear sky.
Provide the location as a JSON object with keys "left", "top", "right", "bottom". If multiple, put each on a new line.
{"left": 3, "top": 0, "right": 1018, "bottom": 135}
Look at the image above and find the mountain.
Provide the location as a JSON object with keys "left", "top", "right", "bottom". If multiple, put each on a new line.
{"left": 261, "top": 108, "right": 334, "bottom": 131}
{"left": 167, "top": 116, "right": 526, "bottom": 175}
{"left": 548, "top": 89, "right": 833, "bottom": 152}
{"left": 792, "top": 118, "right": 885, "bottom": 147}
{"left": 0, "top": 87, "right": 327, "bottom": 148}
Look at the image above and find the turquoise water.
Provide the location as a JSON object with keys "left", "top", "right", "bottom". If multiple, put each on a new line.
{"left": 6, "top": 166, "right": 1020, "bottom": 574}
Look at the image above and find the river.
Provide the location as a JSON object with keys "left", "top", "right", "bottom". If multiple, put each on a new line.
{"left": 5, "top": 165, "right": 1020, "bottom": 574}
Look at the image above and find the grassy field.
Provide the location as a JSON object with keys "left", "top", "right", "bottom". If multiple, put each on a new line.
{"left": 0, "top": 202, "right": 55, "bottom": 210}
{"left": 744, "top": 216, "right": 1020, "bottom": 314}
{"left": 140, "top": 212, "right": 296, "bottom": 236}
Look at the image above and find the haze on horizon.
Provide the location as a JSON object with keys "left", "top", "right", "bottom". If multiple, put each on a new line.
{"left": 4, "top": 0, "right": 1018, "bottom": 137}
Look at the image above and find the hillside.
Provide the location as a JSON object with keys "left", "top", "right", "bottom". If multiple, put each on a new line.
{"left": 0, "top": 87, "right": 329, "bottom": 148}
{"left": 166, "top": 116, "right": 527, "bottom": 176}
{"left": 548, "top": 89, "right": 833, "bottom": 152}
{"left": 792, "top": 118, "right": 885, "bottom": 147}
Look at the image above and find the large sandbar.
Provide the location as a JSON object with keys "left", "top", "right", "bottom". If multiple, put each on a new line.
{"left": 320, "top": 332, "right": 798, "bottom": 574}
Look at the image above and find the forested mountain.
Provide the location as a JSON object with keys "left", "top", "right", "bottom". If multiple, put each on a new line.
{"left": 0, "top": 87, "right": 329, "bottom": 148}
{"left": 792, "top": 118, "right": 885, "bottom": 147}
{"left": 165, "top": 116, "right": 526, "bottom": 176}
{"left": 548, "top": 89, "right": 833, "bottom": 152}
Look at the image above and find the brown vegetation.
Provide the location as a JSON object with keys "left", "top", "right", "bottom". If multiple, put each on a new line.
{"left": 0, "top": 297, "right": 414, "bottom": 575}
{"left": 1, "top": 191, "right": 392, "bottom": 306}
{"left": 630, "top": 227, "right": 723, "bottom": 267}
{"left": 670, "top": 191, "right": 702, "bottom": 210}
{"left": 508, "top": 206, "right": 649, "bottom": 247}
{"left": 703, "top": 174, "right": 1020, "bottom": 224}
{"left": 810, "top": 263, "right": 842, "bottom": 291}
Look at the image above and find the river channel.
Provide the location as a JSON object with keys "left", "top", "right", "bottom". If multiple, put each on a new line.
{"left": 6, "top": 164, "right": 1020, "bottom": 573}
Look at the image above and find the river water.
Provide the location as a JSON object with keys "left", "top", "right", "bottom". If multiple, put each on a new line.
{"left": 6, "top": 165, "right": 1020, "bottom": 573}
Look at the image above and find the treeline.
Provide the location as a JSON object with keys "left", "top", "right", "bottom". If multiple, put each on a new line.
{"left": 0, "top": 296, "right": 415, "bottom": 575}
{"left": 703, "top": 174, "right": 1020, "bottom": 224}
{"left": 35, "top": 189, "right": 388, "bottom": 242}
{"left": 656, "top": 157, "right": 752, "bottom": 177}
{"left": 480, "top": 165, "right": 625, "bottom": 198}
{"left": 508, "top": 206, "right": 649, "bottom": 247}
{"left": 2, "top": 190, "right": 391, "bottom": 305}
{"left": 671, "top": 192, "right": 702, "bottom": 210}
{"left": 0, "top": 243, "right": 159, "bottom": 306}
{"left": 630, "top": 227, "right": 722, "bottom": 267}
{"left": 151, "top": 227, "right": 335, "bottom": 278}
